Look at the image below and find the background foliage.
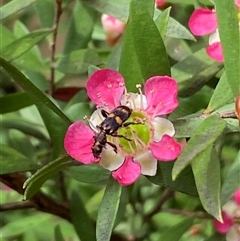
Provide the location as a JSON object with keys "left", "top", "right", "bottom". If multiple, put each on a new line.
{"left": 0, "top": 0, "right": 239, "bottom": 240}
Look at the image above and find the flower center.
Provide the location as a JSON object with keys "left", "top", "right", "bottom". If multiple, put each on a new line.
{"left": 111, "top": 110, "right": 153, "bottom": 155}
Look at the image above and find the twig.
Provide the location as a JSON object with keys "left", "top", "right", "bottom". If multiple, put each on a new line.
{"left": 219, "top": 110, "right": 237, "bottom": 118}
{"left": 50, "top": 0, "right": 63, "bottom": 95}
{"left": 0, "top": 201, "right": 35, "bottom": 211}
{"left": 0, "top": 173, "right": 71, "bottom": 221}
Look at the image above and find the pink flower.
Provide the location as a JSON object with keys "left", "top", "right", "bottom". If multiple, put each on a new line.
{"left": 189, "top": 4, "right": 240, "bottom": 62}
{"left": 155, "top": 0, "right": 167, "bottom": 8}
{"left": 64, "top": 69, "right": 181, "bottom": 186}
{"left": 214, "top": 188, "right": 240, "bottom": 241}
{"left": 101, "top": 14, "right": 126, "bottom": 46}
{"left": 188, "top": 8, "right": 223, "bottom": 62}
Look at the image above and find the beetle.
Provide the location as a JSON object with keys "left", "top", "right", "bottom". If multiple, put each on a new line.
{"left": 91, "top": 105, "right": 137, "bottom": 159}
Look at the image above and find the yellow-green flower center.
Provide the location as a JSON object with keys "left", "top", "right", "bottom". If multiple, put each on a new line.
{"left": 111, "top": 111, "right": 152, "bottom": 155}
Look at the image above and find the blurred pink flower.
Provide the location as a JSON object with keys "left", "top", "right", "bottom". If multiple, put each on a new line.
{"left": 189, "top": 3, "right": 240, "bottom": 62}
{"left": 101, "top": 14, "right": 126, "bottom": 46}
{"left": 188, "top": 8, "right": 223, "bottom": 62}
{"left": 64, "top": 69, "right": 181, "bottom": 186}
{"left": 155, "top": 0, "right": 167, "bottom": 8}
{"left": 214, "top": 189, "right": 240, "bottom": 241}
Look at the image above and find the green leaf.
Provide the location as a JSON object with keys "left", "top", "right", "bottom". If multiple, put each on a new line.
{"left": 165, "top": 37, "right": 192, "bottom": 61}
{"left": 0, "top": 0, "right": 38, "bottom": 21}
{"left": 70, "top": 191, "right": 96, "bottom": 241}
{"left": 154, "top": 8, "right": 171, "bottom": 38}
{"left": 63, "top": 1, "right": 98, "bottom": 54}
{"left": 0, "top": 29, "right": 52, "bottom": 62}
{"left": 221, "top": 151, "right": 240, "bottom": 205}
{"left": 80, "top": 0, "right": 130, "bottom": 21}
{"left": 204, "top": 233, "right": 226, "bottom": 241}
{"left": 96, "top": 177, "right": 122, "bottom": 241}
{"left": 171, "top": 49, "right": 223, "bottom": 97}
{"left": 166, "top": 16, "right": 196, "bottom": 41}
{"left": 0, "top": 93, "right": 33, "bottom": 114}
{"left": 0, "top": 24, "right": 16, "bottom": 49}
{"left": 205, "top": 72, "right": 234, "bottom": 113}
{"left": 191, "top": 146, "right": 221, "bottom": 220}
{"left": 9, "top": 129, "right": 37, "bottom": 161}
{"left": 1, "top": 116, "right": 47, "bottom": 141}
{"left": 57, "top": 49, "right": 102, "bottom": 74}
{"left": 1, "top": 214, "right": 51, "bottom": 238}
{"left": 54, "top": 225, "right": 65, "bottom": 241}
{"left": 106, "top": 40, "right": 122, "bottom": 70}
{"left": 66, "top": 165, "right": 110, "bottom": 184}
{"left": 0, "top": 57, "right": 71, "bottom": 125}
{"left": 158, "top": 162, "right": 198, "bottom": 197}
{"left": 12, "top": 20, "right": 45, "bottom": 72}
{"left": 214, "top": 0, "right": 240, "bottom": 96}
{"left": 160, "top": 219, "right": 193, "bottom": 241}
{"left": 0, "top": 145, "right": 38, "bottom": 174}
{"left": 173, "top": 116, "right": 203, "bottom": 138}
{"left": 119, "top": 0, "right": 170, "bottom": 92}
{"left": 23, "top": 155, "right": 74, "bottom": 200}
{"left": 35, "top": 0, "right": 54, "bottom": 28}
{"left": 172, "top": 115, "right": 226, "bottom": 180}
{"left": 64, "top": 103, "right": 92, "bottom": 122}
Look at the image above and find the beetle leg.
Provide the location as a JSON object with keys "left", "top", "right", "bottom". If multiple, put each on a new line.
{"left": 123, "top": 121, "right": 142, "bottom": 127}
{"left": 111, "top": 133, "right": 132, "bottom": 141}
{"left": 106, "top": 141, "right": 118, "bottom": 153}
{"left": 101, "top": 109, "right": 109, "bottom": 118}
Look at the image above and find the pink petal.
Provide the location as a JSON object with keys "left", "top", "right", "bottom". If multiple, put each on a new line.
{"left": 214, "top": 211, "right": 233, "bottom": 233}
{"left": 149, "top": 135, "right": 181, "bottom": 161}
{"left": 206, "top": 42, "right": 224, "bottom": 62}
{"left": 188, "top": 8, "right": 218, "bottom": 36}
{"left": 86, "top": 69, "right": 125, "bottom": 109}
{"left": 64, "top": 122, "right": 97, "bottom": 164}
{"left": 233, "top": 188, "right": 240, "bottom": 205}
{"left": 235, "top": 0, "right": 240, "bottom": 7}
{"left": 112, "top": 157, "right": 141, "bottom": 186}
{"left": 144, "top": 76, "right": 178, "bottom": 116}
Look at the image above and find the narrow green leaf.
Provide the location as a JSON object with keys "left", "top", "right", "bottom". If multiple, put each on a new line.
{"left": 0, "top": 145, "right": 38, "bottom": 174}
{"left": 0, "top": 29, "right": 52, "bottom": 62}
{"left": 0, "top": 93, "right": 33, "bottom": 114}
{"left": 159, "top": 162, "right": 198, "bottom": 197}
{"left": 221, "top": 151, "right": 240, "bottom": 205}
{"left": 119, "top": 0, "right": 170, "bottom": 92}
{"left": 1, "top": 116, "right": 47, "bottom": 141}
{"left": 70, "top": 191, "right": 96, "bottom": 241}
{"left": 106, "top": 40, "right": 122, "bottom": 70}
{"left": 204, "top": 233, "right": 226, "bottom": 241}
{"left": 173, "top": 117, "right": 203, "bottom": 138}
{"left": 172, "top": 115, "right": 226, "bottom": 180}
{"left": 165, "top": 37, "right": 192, "bottom": 61}
{"left": 0, "top": 24, "right": 16, "bottom": 49}
{"left": 0, "top": 57, "right": 71, "bottom": 124}
{"left": 54, "top": 225, "right": 65, "bottom": 241}
{"left": 160, "top": 219, "right": 193, "bottom": 241}
{"left": 80, "top": 0, "right": 129, "bottom": 21}
{"left": 66, "top": 164, "right": 110, "bottom": 184}
{"left": 96, "top": 177, "right": 122, "bottom": 241}
{"left": 191, "top": 146, "right": 221, "bottom": 220}
{"left": 206, "top": 72, "right": 234, "bottom": 113}
{"left": 63, "top": 1, "right": 97, "bottom": 54}
{"left": 23, "top": 154, "right": 74, "bottom": 200}
{"left": 214, "top": 0, "right": 240, "bottom": 96}
{"left": 0, "top": 0, "right": 38, "bottom": 21}
{"left": 166, "top": 16, "right": 196, "bottom": 41}
{"left": 9, "top": 129, "right": 37, "bottom": 161}
{"left": 35, "top": 0, "right": 54, "bottom": 28}
{"left": 155, "top": 8, "right": 171, "bottom": 38}
{"left": 57, "top": 49, "right": 102, "bottom": 74}
{"left": 171, "top": 49, "right": 223, "bottom": 97}
{"left": 1, "top": 214, "right": 50, "bottom": 238}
